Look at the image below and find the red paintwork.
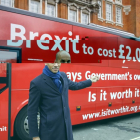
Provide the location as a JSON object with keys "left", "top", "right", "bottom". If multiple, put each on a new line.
{"left": 0, "top": 89, "right": 9, "bottom": 140}
{"left": 0, "top": 61, "right": 140, "bottom": 137}
{"left": 0, "top": 64, "right": 8, "bottom": 140}
{"left": 0, "top": 10, "right": 73, "bottom": 40}
{"left": 1, "top": 9, "right": 139, "bottom": 63}
{"left": 0, "top": 8, "right": 140, "bottom": 139}
{"left": 8, "top": 61, "right": 140, "bottom": 136}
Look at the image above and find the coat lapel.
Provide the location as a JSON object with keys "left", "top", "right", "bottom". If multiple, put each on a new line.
{"left": 42, "top": 73, "right": 60, "bottom": 94}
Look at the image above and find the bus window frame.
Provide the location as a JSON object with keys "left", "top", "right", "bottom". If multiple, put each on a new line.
{"left": 0, "top": 46, "right": 22, "bottom": 63}
{"left": 0, "top": 64, "right": 9, "bottom": 94}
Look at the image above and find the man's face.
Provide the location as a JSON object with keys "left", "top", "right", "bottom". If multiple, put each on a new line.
{"left": 46, "top": 63, "right": 61, "bottom": 73}
{"left": 56, "top": 53, "right": 71, "bottom": 63}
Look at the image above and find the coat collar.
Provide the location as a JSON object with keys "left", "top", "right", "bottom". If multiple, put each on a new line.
{"left": 42, "top": 73, "right": 64, "bottom": 94}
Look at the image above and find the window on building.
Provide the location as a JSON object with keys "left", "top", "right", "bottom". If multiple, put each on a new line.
{"left": 106, "top": 3, "right": 112, "bottom": 21}
{"left": 47, "top": 4, "right": 55, "bottom": 17}
{"left": 116, "top": 7, "right": 122, "bottom": 24}
{"left": 82, "top": 13, "right": 89, "bottom": 24}
{"left": 1, "top": 0, "right": 12, "bottom": 7}
{"left": 69, "top": 10, "right": 77, "bottom": 22}
{"left": 30, "top": 0, "right": 40, "bottom": 13}
{"left": 98, "top": 0, "right": 102, "bottom": 18}
{"left": 68, "top": 4, "right": 78, "bottom": 22}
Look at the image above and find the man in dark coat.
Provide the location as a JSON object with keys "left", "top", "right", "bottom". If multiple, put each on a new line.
{"left": 27, "top": 51, "right": 99, "bottom": 140}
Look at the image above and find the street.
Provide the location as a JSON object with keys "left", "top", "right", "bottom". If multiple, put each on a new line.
{"left": 72, "top": 112, "right": 140, "bottom": 140}
{"left": 12, "top": 112, "right": 140, "bottom": 140}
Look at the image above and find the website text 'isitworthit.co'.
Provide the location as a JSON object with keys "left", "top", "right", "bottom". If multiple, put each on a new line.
{"left": 82, "top": 105, "right": 140, "bottom": 120}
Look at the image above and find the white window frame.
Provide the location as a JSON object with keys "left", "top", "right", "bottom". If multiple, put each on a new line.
{"left": 81, "top": 7, "right": 91, "bottom": 24}
{"left": 69, "top": 10, "right": 77, "bottom": 22}
{"left": 46, "top": 4, "right": 55, "bottom": 17}
{"left": 114, "top": 0, "right": 123, "bottom": 27}
{"left": 97, "top": 0, "right": 105, "bottom": 22}
{"left": 98, "top": 0, "right": 102, "bottom": 18}
{"left": 106, "top": 3, "right": 112, "bottom": 21}
{"left": 0, "top": 0, "right": 14, "bottom": 7}
{"left": 68, "top": 3, "right": 79, "bottom": 22}
{"left": 29, "top": 0, "right": 42, "bottom": 14}
{"left": 45, "top": 0, "right": 58, "bottom": 17}
{"left": 115, "top": 5, "right": 123, "bottom": 27}
{"left": 82, "top": 13, "right": 89, "bottom": 24}
{"left": 116, "top": 6, "right": 122, "bottom": 24}
{"left": 105, "top": 1, "right": 114, "bottom": 25}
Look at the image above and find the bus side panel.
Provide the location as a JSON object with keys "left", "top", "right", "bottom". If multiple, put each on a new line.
{"left": 11, "top": 63, "right": 45, "bottom": 89}
{"left": 109, "top": 60, "right": 140, "bottom": 70}
{"left": 0, "top": 10, "right": 73, "bottom": 40}
{"left": 61, "top": 62, "right": 140, "bottom": 125}
{"left": 0, "top": 10, "right": 74, "bottom": 63}
{"left": 69, "top": 88, "right": 96, "bottom": 125}
{"left": 72, "top": 25, "right": 118, "bottom": 38}
{"left": 122, "top": 87, "right": 140, "bottom": 115}
{"left": 62, "top": 63, "right": 140, "bottom": 87}
{"left": 0, "top": 88, "right": 9, "bottom": 140}
{"left": 10, "top": 62, "right": 140, "bottom": 129}
{"left": 95, "top": 87, "right": 123, "bottom": 121}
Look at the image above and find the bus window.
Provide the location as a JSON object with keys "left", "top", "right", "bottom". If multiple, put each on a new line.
{"left": 0, "top": 63, "right": 8, "bottom": 94}
{"left": 0, "top": 46, "right": 21, "bottom": 63}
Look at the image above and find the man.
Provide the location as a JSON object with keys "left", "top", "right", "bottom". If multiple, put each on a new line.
{"left": 27, "top": 52, "right": 99, "bottom": 140}
{"left": 55, "top": 50, "right": 71, "bottom": 63}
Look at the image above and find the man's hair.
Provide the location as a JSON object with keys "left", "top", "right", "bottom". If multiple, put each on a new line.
{"left": 55, "top": 50, "right": 70, "bottom": 61}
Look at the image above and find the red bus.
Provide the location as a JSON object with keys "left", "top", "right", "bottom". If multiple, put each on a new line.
{"left": 0, "top": 62, "right": 140, "bottom": 140}
{"left": 0, "top": 4, "right": 140, "bottom": 140}
{"left": 0, "top": 5, "right": 139, "bottom": 63}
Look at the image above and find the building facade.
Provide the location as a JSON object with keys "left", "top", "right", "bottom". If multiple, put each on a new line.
{"left": 0, "top": 0, "right": 140, "bottom": 37}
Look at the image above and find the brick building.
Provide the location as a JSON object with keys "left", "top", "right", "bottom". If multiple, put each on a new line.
{"left": 0, "top": 0, "right": 140, "bottom": 37}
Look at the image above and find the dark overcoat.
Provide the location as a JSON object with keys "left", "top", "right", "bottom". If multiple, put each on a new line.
{"left": 27, "top": 72, "right": 92, "bottom": 140}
